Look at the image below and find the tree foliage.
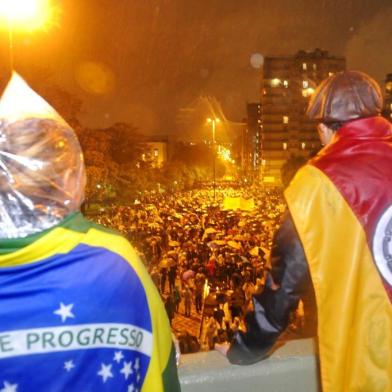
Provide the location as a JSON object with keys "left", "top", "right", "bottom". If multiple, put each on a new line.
{"left": 105, "top": 122, "right": 145, "bottom": 165}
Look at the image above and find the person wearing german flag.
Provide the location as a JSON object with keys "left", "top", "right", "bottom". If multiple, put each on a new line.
{"left": 221, "top": 71, "right": 392, "bottom": 392}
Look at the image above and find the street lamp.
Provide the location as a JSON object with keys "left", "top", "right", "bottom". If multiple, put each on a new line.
{"left": 207, "top": 117, "right": 220, "bottom": 200}
{"left": 0, "top": 0, "right": 54, "bottom": 70}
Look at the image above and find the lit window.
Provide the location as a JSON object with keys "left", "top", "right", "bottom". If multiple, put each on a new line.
{"left": 283, "top": 80, "right": 289, "bottom": 88}
{"left": 301, "top": 142, "right": 306, "bottom": 150}
{"left": 302, "top": 80, "right": 309, "bottom": 89}
{"left": 283, "top": 116, "right": 289, "bottom": 124}
{"left": 302, "top": 63, "right": 307, "bottom": 70}
{"left": 261, "top": 159, "right": 266, "bottom": 166}
{"left": 154, "top": 149, "right": 159, "bottom": 157}
{"left": 283, "top": 142, "right": 288, "bottom": 150}
{"left": 313, "top": 64, "right": 317, "bottom": 70}
{"left": 328, "top": 72, "right": 334, "bottom": 77}
{"left": 271, "top": 78, "right": 281, "bottom": 87}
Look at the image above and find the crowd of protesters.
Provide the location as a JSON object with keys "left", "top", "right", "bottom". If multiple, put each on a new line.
{"left": 91, "top": 186, "right": 314, "bottom": 352}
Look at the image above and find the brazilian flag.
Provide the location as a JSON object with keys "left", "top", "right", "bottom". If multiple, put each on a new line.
{"left": 0, "top": 213, "right": 180, "bottom": 391}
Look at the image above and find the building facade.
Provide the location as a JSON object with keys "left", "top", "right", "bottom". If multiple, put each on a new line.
{"left": 242, "top": 103, "right": 262, "bottom": 178}
{"left": 260, "top": 49, "right": 346, "bottom": 182}
{"left": 143, "top": 141, "right": 168, "bottom": 168}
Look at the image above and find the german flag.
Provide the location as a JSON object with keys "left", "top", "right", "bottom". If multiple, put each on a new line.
{"left": 286, "top": 117, "right": 392, "bottom": 392}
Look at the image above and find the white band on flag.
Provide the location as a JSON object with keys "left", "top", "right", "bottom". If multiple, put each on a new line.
{"left": 0, "top": 323, "right": 153, "bottom": 359}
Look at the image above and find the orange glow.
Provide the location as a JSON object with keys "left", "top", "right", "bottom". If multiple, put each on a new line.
{"left": 0, "top": 0, "right": 55, "bottom": 31}
{"left": 76, "top": 62, "right": 116, "bottom": 95}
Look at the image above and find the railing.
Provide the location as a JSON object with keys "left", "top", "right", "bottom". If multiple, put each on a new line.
{"left": 179, "top": 338, "right": 320, "bottom": 392}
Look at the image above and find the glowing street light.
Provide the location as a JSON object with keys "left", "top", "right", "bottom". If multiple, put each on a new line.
{"left": 207, "top": 117, "right": 220, "bottom": 200}
{"left": 0, "top": 0, "right": 53, "bottom": 30}
{"left": 0, "top": 0, "right": 55, "bottom": 70}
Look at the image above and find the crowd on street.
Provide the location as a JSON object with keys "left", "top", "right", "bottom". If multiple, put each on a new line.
{"left": 92, "top": 186, "right": 313, "bottom": 353}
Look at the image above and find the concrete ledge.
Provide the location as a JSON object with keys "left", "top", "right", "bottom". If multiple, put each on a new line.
{"left": 179, "top": 338, "right": 320, "bottom": 392}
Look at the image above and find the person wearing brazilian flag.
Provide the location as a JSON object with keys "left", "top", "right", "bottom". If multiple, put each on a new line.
{"left": 0, "top": 73, "right": 181, "bottom": 392}
{"left": 222, "top": 71, "right": 392, "bottom": 392}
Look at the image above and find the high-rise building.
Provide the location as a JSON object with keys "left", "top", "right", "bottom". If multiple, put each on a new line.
{"left": 260, "top": 49, "right": 346, "bottom": 182}
{"left": 383, "top": 73, "right": 392, "bottom": 121}
{"left": 242, "top": 103, "right": 262, "bottom": 177}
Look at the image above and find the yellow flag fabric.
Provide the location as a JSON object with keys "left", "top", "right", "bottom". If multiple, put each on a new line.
{"left": 285, "top": 165, "right": 392, "bottom": 392}
{"left": 223, "top": 197, "right": 254, "bottom": 211}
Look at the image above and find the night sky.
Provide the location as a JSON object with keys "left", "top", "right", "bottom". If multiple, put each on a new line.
{"left": 0, "top": 0, "right": 391, "bottom": 139}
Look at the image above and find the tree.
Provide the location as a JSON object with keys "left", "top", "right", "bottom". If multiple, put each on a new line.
{"left": 105, "top": 122, "right": 145, "bottom": 165}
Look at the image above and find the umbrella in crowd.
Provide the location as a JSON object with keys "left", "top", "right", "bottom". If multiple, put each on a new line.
{"left": 228, "top": 240, "right": 241, "bottom": 250}
{"left": 249, "top": 246, "right": 259, "bottom": 257}
{"left": 169, "top": 240, "right": 180, "bottom": 247}
{"left": 160, "top": 258, "right": 175, "bottom": 268}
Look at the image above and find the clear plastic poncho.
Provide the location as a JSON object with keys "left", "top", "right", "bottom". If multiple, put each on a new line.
{"left": 0, "top": 73, "right": 86, "bottom": 238}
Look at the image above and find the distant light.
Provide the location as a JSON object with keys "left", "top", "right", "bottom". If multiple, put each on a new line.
{"left": 271, "top": 78, "right": 281, "bottom": 87}
{"left": 0, "top": 0, "right": 54, "bottom": 31}
{"left": 207, "top": 117, "right": 220, "bottom": 123}
{"left": 302, "top": 87, "right": 315, "bottom": 98}
{"left": 250, "top": 53, "right": 264, "bottom": 69}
